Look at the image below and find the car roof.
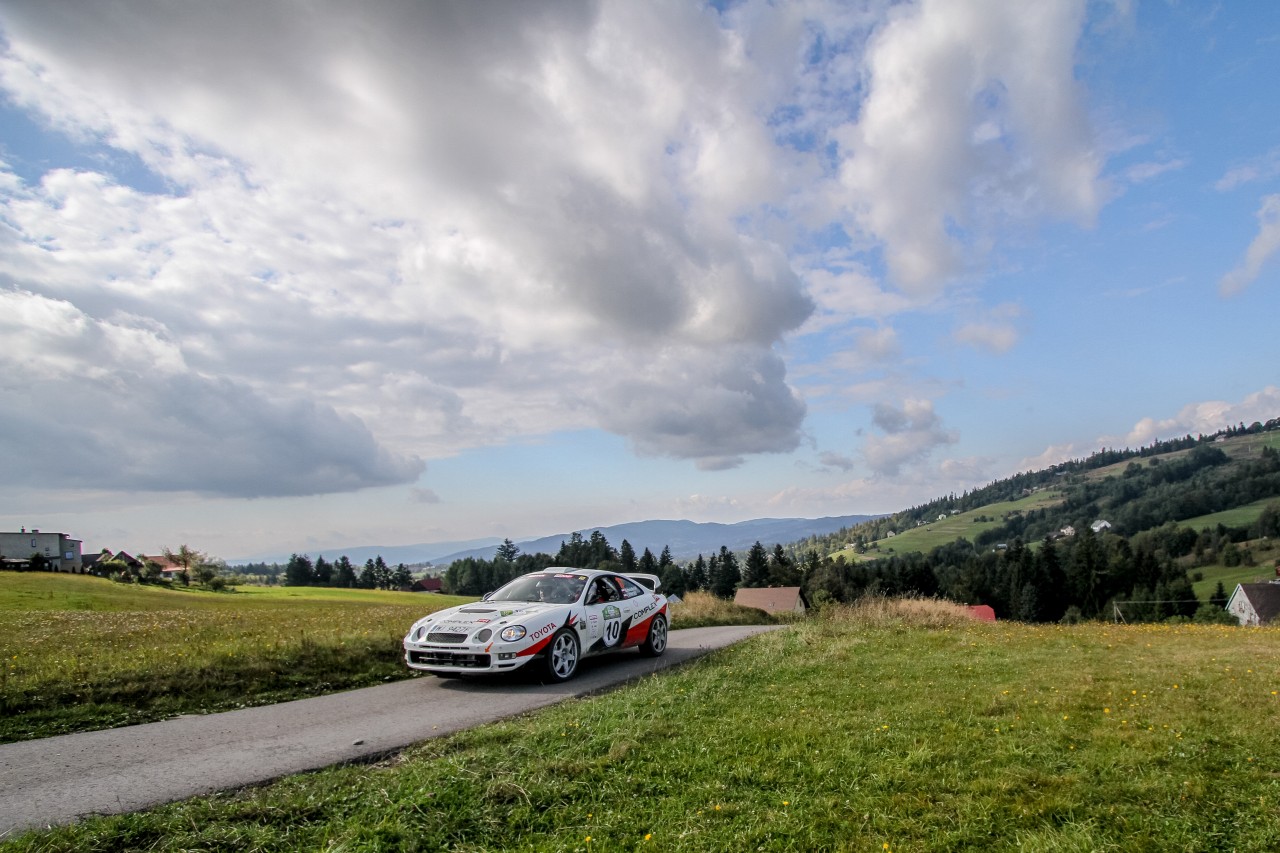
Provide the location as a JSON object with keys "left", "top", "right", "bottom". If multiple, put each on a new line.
{"left": 524, "top": 568, "right": 661, "bottom": 592}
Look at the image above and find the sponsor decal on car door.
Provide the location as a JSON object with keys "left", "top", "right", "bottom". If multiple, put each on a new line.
{"left": 601, "top": 604, "right": 623, "bottom": 647}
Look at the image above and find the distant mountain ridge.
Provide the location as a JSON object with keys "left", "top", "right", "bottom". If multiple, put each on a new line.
{"left": 230, "top": 515, "right": 878, "bottom": 567}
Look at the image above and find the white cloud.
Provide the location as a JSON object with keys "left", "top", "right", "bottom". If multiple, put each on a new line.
{"left": 593, "top": 344, "right": 806, "bottom": 469}
{"left": 675, "top": 493, "right": 744, "bottom": 516}
{"left": 800, "top": 266, "right": 915, "bottom": 330}
{"left": 833, "top": 0, "right": 1101, "bottom": 295}
{"left": 1016, "top": 442, "right": 1084, "bottom": 473}
{"left": 1018, "top": 387, "right": 1280, "bottom": 475}
{"left": 817, "top": 451, "right": 856, "bottom": 473}
{"left": 863, "top": 398, "right": 958, "bottom": 476}
{"left": 1215, "top": 147, "right": 1280, "bottom": 191}
{"left": 1219, "top": 194, "right": 1280, "bottom": 296}
{"left": 1117, "top": 387, "right": 1280, "bottom": 447}
{"left": 0, "top": 1, "right": 823, "bottom": 483}
{"left": 1123, "top": 158, "right": 1187, "bottom": 185}
{"left": 0, "top": 290, "right": 424, "bottom": 497}
{"left": 952, "top": 303, "right": 1023, "bottom": 354}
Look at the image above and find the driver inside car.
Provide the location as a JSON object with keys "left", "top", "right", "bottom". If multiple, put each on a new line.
{"left": 588, "top": 578, "right": 618, "bottom": 604}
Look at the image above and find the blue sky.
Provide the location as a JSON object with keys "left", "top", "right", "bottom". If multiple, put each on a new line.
{"left": 1, "top": 1, "right": 1277, "bottom": 561}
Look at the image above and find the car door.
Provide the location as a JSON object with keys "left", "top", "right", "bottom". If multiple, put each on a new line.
{"left": 582, "top": 576, "right": 627, "bottom": 653}
{"left": 610, "top": 574, "right": 654, "bottom": 648}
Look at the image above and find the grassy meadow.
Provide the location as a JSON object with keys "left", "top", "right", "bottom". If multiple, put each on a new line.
{"left": 0, "top": 574, "right": 768, "bottom": 744}
{"left": 1177, "top": 498, "right": 1277, "bottom": 535}
{"left": 0, "top": 573, "right": 470, "bottom": 743}
{"left": 830, "top": 490, "right": 1065, "bottom": 562}
{"left": 4, "top": 598, "right": 1279, "bottom": 852}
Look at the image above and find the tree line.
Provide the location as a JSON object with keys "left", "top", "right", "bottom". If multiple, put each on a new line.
{"left": 440, "top": 532, "right": 811, "bottom": 601}
{"left": 228, "top": 554, "right": 417, "bottom": 590}
{"left": 454, "top": 508, "right": 1275, "bottom": 625}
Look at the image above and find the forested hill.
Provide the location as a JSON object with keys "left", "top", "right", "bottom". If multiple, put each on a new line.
{"left": 809, "top": 420, "right": 1280, "bottom": 558}
{"left": 799, "top": 420, "right": 1280, "bottom": 623}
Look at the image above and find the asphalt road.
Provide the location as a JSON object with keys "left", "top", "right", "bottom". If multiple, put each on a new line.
{"left": 0, "top": 625, "right": 781, "bottom": 839}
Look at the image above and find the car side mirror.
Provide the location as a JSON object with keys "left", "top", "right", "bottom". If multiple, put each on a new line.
{"left": 482, "top": 591, "right": 493, "bottom": 601}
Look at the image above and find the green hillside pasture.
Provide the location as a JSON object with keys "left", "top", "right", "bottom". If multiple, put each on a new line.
{"left": 1082, "top": 431, "right": 1280, "bottom": 482}
{"left": 1175, "top": 497, "right": 1278, "bottom": 533}
{"left": 8, "top": 602, "right": 1280, "bottom": 852}
{"left": 0, "top": 573, "right": 469, "bottom": 743}
{"left": 832, "top": 490, "right": 1065, "bottom": 561}
{"left": 1192, "top": 561, "right": 1279, "bottom": 601}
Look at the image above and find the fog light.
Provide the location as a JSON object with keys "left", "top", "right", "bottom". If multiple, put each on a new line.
{"left": 498, "top": 652, "right": 517, "bottom": 660}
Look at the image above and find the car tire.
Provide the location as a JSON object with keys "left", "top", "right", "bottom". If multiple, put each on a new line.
{"left": 638, "top": 613, "right": 668, "bottom": 657}
{"left": 543, "top": 628, "right": 580, "bottom": 682}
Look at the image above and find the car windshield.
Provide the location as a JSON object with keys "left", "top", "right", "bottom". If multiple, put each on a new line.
{"left": 487, "top": 573, "right": 586, "bottom": 604}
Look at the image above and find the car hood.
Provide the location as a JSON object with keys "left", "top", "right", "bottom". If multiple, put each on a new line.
{"left": 415, "top": 601, "right": 569, "bottom": 635}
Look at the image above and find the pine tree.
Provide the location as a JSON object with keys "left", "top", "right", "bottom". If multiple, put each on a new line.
{"left": 334, "top": 556, "right": 357, "bottom": 588}
{"left": 769, "top": 543, "right": 801, "bottom": 586}
{"left": 313, "top": 555, "right": 333, "bottom": 586}
{"left": 742, "top": 541, "right": 769, "bottom": 588}
{"left": 619, "top": 540, "right": 637, "bottom": 573}
{"left": 710, "top": 546, "right": 740, "bottom": 598}
{"left": 686, "top": 555, "right": 708, "bottom": 591}
{"left": 373, "top": 556, "right": 392, "bottom": 590}
{"left": 285, "top": 553, "right": 314, "bottom": 586}
{"left": 660, "top": 561, "right": 687, "bottom": 598}
{"left": 391, "top": 563, "right": 413, "bottom": 589}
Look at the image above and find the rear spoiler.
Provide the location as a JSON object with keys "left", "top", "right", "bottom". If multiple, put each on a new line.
{"left": 625, "top": 572, "right": 662, "bottom": 593}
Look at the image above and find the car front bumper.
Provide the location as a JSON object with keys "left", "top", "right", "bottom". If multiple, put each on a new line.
{"left": 404, "top": 641, "right": 533, "bottom": 674}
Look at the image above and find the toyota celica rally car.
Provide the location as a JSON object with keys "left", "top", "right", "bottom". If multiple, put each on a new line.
{"left": 403, "top": 569, "right": 669, "bottom": 682}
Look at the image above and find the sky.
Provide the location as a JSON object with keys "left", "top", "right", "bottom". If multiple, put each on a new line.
{"left": 1, "top": 0, "right": 1278, "bottom": 562}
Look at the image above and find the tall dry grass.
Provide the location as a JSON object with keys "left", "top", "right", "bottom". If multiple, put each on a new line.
{"left": 669, "top": 590, "right": 776, "bottom": 629}
{"left": 818, "top": 593, "right": 975, "bottom": 629}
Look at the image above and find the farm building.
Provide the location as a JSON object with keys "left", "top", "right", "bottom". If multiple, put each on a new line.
{"left": 968, "top": 605, "right": 997, "bottom": 622}
{"left": 733, "top": 586, "right": 809, "bottom": 616}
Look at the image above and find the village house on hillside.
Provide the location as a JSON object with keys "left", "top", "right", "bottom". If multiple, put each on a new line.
{"left": 138, "top": 553, "right": 184, "bottom": 579}
{"left": 733, "top": 586, "right": 809, "bottom": 616}
{"left": 1226, "top": 582, "right": 1280, "bottom": 627}
{"left": 0, "top": 528, "right": 83, "bottom": 572}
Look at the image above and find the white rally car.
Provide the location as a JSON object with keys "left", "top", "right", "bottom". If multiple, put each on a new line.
{"left": 403, "top": 568, "right": 669, "bottom": 682}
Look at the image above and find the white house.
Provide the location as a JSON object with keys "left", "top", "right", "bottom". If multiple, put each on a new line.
{"left": 1226, "top": 583, "right": 1280, "bottom": 627}
{"left": 1091, "top": 520, "right": 1112, "bottom": 534}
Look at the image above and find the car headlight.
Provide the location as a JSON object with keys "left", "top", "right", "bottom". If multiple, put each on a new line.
{"left": 499, "top": 625, "right": 526, "bottom": 642}
{"left": 412, "top": 623, "right": 432, "bottom": 641}
{"left": 474, "top": 628, "right": 493, "bottom": 643}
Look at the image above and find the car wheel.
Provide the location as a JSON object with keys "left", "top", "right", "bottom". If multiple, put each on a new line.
{"left": 543, "top": 629, "right": 580, "bottom": 682}
{"left": 639, "top": 613, "right": 668, "bottom": 657}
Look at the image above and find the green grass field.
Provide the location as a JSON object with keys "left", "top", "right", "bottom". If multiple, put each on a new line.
{"left": 4, "top": 598, "right": 1278, "bottom": 852}
{"left": 1175, "top": 498, "right": 1277, "bottom": 533}
{"left": 0, "top": 573, "right": 471, "bottom": 743}
{"left": 831, "top": 490, "right": 1065, "bottom": 562}
{"left": 0, "top": 574, "right": 768, "bottom": 744}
